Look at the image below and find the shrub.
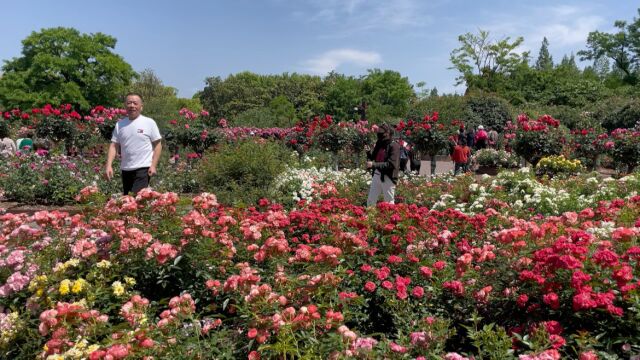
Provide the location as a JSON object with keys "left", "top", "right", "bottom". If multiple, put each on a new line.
{"left": 472, "top": 148, "right": 519, "bottom": 168}
{"left": 605, "top": 100, "right": 640, "bottom": 131}
{"left": 232, "top": 106, "right": 294, "bottom": 128}
{"left": 0, "top": 154, "right": 84, "bottom": 205}
{"left": 197, "top": 139, "right": 293, "bottom": 206}
{"left": 594, "top": 97, "right": 640, "bottom": 131}
{"left": 33, "top": 104, "right": 80, "bottom": 145}
{"left": 535, "top": 155, "right": 583, "bottom": 178}
{"left": 164, "top": 108, "right": 219, "bottom": 154}
{"left": 511, "top": 114, "right": 565, "bottom": 166}
{"left": 464, "top": 93, "right": 514, "bottom": 132}
{"left": 407, "top": 94, "right": 466, "bottom": 127}
{"left": 607, "top": 128, "right": 640, "bottom": 173}
{"left": 568, "top": 128, "right": 608, "bottom": 169}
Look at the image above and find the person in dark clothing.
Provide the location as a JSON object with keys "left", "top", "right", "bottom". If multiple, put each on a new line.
{"left": 365, "top": 123, "right": 400, "bottom": 206}
{"left": 458, "top": 126, "right": 465, "bottom": 144}
{"left": 466, "top": 128, "right": 475, "bottom": 149}
{"left": 409, "top": 148, "right": 421, "bottom": 173}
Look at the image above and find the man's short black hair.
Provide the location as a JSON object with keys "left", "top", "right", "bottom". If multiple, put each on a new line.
{"left": 125, "top": 92, "right": 144, "bottom": 103}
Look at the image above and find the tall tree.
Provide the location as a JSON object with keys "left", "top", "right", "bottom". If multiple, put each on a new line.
{"left": 578, "top": 9, "right": 640, "bottom": 85}
{"left": 0, "top": 27, "right": 136, "bottom": 110}
{"left": 535, "top": 37, "right": 554, "bottom": 70}
{"left": 449, "top": 29, "right": 527, "bottom": 90}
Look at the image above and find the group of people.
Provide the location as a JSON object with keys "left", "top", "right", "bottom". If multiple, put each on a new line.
{"left": 0, "top": 127, "right": 49, "bottom": 157}
{"left": 3, "top": 94, "right": 501, "bottom": 205}
{"left": 450, "top": 125, "right": 500, "bottom": 175}
{"left": 365, "top": 123, "right": 501, "bottom": 206}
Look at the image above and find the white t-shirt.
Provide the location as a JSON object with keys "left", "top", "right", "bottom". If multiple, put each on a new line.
{"left": 111, "top": 115, "right": 162, "bottom": 171}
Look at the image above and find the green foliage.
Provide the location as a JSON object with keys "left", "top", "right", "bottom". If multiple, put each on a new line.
{"left": 34, "top": 115, "right": 77, "bottom": 144}
{"left": 608, "top": 129, "right": 640, "bottom": 172}
{"left": 199, "top": 72, "right": 325, "bottom": 121}
{"left": 268, "top": 95, "right": 296, "bottom": 125}
{"left": 0, "top": 120, "right": 9, "bottom": 139}
{"left": 548, "top": 77, "right": 608, "bottom": 108}
{"left": 232, "top": 107, "right": 289, "bottom": 128}
{"left": 578, "top": 10, "right": 640, "bottom": 85}
{"left": 0, "top": 27, "right": 136, "bottom": 110}
{"left": 196, "top": 140, "right": 292, "bottom": 206}
{"left": 464, "top": 93, "right": 514, "bottom": 132}
{"left": 227, "top": 94, "right": 297, "bottom": 128}
{"left": 361, "top": 69, "right": 415, "bottom": 122}
{"left": 465, "top": 315, "right": 515, "bottom": 360}
{"left": 596, "top": 98, "right": 640, "bottom": 131}
{"left": 407, "top": 94, "right": 467, "bottom": 127}
{"left": 0, "top": 155, "right": 83, "bottom": 204}
{"left": 322, "top": 72, "right": 362, "bottom": 120}
{"left": 449, "top": 29, "right": 527, "bottom": 89}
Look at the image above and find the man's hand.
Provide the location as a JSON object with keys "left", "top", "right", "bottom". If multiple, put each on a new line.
{"left": 148, "top": 166, "right": 157, "bottom": 177}
{"left": 366, "top": 161, "right": 373, "bottom": 169}
{"left": 105, "top": 165, "right": 114, "bottom": 180}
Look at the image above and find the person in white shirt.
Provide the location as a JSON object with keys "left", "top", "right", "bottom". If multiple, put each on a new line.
{"left": 105, "top": 93, "right": 163, "bottom": 195}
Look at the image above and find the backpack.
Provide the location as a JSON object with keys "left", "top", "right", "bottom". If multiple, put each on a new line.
{"left": 400, "top": 145, "right": 409, "bottom": 160}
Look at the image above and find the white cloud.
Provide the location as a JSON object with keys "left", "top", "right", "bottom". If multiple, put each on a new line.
{"left": 303, "top": 48, "right": 382, "bottom": 74}
{"left": 474, "top": 4, "right": 606, "bottom": 60}
{"left": 294, "top": 0, "right": 432, "bottom": 35}
{"left": 530, "top": 15, "right": 603, "bottom": 47}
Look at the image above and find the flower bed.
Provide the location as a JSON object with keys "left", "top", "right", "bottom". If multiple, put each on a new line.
{"left": 0, "top": 175, "right": 639, "bottom": 358}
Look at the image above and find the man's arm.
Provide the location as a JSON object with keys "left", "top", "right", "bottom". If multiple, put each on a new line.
{"left": 105, "top": 142, "right": 119, "bottom": 180}
{"left": 148, "top": 140, "right": 162, "bottom": 176}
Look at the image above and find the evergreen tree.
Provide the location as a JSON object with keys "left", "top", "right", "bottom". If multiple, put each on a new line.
{"left": 535, "top": 37, "right": 554, "bottom": 70}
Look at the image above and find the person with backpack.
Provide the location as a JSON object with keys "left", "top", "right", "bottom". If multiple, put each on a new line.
{"left": 398, "top": 138, "right": 411, "bottom": 173}
{"left": 365, "top": 123, "right": 400, "bottom": 206}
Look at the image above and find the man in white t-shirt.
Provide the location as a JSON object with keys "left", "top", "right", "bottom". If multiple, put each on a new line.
{"left": 105, "top": 93, "right": 163, "bottom": 195}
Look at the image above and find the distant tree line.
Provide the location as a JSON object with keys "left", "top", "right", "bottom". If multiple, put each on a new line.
{"left": 2, "top": 9, "right": 640, "bottom": 131}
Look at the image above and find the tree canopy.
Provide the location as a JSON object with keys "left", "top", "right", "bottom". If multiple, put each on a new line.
{"left": 0, "top": 27, "right": 136, "bottom": 110}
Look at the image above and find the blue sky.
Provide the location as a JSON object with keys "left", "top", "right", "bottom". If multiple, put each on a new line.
{"left": 1, "top": 1, "right": 637, "bottom": 98}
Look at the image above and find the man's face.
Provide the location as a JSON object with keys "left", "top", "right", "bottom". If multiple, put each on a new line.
{"left": 125, "top": 95, "right": 143, "bottom": 119}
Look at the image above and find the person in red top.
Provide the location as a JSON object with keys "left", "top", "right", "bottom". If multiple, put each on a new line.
{"left": 451, "top": 138, "right": 468, "bottom": 175}
{"left": 474, "top": 125, "right": 488, "bottom": 149}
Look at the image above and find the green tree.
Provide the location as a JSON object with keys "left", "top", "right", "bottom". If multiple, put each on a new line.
{"left": 535, "top": 37, "right": 554, "bottom": 70}
{"left": 322, "top": 71, "right": 362, "bottom": 120}
{"left": 199, "top": 72, "right": 274, "bottom": 120}
{"left": 578, "top": 10, "right": 640, "bottom": 85}
{"left": 0, "top": 27, "right": 135, "bottom": 110}
{"left": 272, "top": 73, "right": 324, "bottom": 119}
{"left": 361, "top": 69, "right": 415, "bottom": 121}
{"left": 449, "top": 30, "right": 527, "bottom": 90}
{"left": 130, "top": 69, "right": 179, "bottom": 125}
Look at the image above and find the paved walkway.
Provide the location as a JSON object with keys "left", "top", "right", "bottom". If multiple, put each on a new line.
{"left": 417, "top": 160, "right": 454, "bottom": 176}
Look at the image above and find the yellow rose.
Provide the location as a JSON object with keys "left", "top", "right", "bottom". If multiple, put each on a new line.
{"left": 112, "top": 281, "right": 125, "bottom": 296}
{"left": 59, "top": 279, "right": 72, "bottom": 295}
{"left": 96, "top": 260, "right": 112, "bottom": 269}
{"left": 72, "top": 279, "right": 87, "bottom": 294}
